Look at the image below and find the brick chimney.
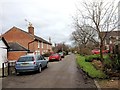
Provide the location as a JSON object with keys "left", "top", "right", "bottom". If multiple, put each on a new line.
{"left": 28, "top": 23, "right": 34, "bottom": 35}
{"left": 49, "top": 37, "right": 51, "bottom": 43}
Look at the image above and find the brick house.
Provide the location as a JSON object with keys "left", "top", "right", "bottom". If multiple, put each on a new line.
{"left": 8, "top": 42, "right": 28, "bottom": 60}
{"left": 100, "top": 31, "right": 120, "bottom": 52}
{"left": 2, "top": 25, "right": 52, "bottom": 60}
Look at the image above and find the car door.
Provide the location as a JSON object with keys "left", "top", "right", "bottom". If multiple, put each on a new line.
{"left": 40, "top": 55, "right": 48, "bottom": 68}
{"left": 37, "top": 55, "right": 45, "bottom": 68}
{"left": 35, "top": 55, "right": 41, "bottom": 68}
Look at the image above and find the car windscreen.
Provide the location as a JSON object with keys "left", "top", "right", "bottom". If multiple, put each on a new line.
{"left": 51, "top": 54, "right": 58, "bottom": 56}
{"left": 17, "top": 57, "right": 34, "bottom": 62}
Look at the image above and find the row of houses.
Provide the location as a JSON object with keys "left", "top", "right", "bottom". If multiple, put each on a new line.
{"left": 101, "top": 30, "right": 120, "bottom": 53}
{"left": 0, "top": 25, "right": 52, "bottom": 68}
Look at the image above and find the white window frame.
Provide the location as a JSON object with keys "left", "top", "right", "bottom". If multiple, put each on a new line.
{"left": 38, "top": 41, "right": 40, "bottom": 49}
{"left": 41, "top": 42, "right": 43, "bottom": 48}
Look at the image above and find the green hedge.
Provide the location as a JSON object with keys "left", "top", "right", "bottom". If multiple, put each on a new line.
{"left": 85, "top": 54, "right": 100, "bottom": 62}
{"left": 76, "top": 55, "right": 107, "bottom": 79}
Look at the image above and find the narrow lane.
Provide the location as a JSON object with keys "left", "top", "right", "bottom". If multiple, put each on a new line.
{"left": 2, "top": 54, "right": 96, "bottom": 88}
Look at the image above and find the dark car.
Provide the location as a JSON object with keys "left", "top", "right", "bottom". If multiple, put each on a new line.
{"left": 59, "top": 52, "right": 64, "bottom": 58}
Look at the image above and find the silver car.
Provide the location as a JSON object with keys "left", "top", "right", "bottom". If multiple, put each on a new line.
{"left": 15, "top": 54, "right": 48, "bottom": 74}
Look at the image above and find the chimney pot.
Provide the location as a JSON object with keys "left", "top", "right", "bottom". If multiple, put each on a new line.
{"left": 28, "top": 26, "right": 34, "bottom": 35}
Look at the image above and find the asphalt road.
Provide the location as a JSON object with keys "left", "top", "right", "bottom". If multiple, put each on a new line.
{"left": 2, "top": 54, "right": 97, "bottom": 88}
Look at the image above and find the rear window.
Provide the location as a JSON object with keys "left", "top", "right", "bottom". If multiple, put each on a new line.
{"left": 51, "top": 54, "right": 58, "bottom": 56}
{"left": 17, "top": 57, "right": 34, "bottom": 62}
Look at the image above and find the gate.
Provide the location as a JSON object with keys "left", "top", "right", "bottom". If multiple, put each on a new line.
{"left": 0, "top": 61, "right": 16, "bottom": 77}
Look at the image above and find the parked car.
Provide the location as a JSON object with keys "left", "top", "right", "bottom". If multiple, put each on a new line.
{"left": 59, "top": 52, "right": 64, "bottom": 58}
{"left": 15, "top": 54, "right": 48, "bottom": 74}
{"left": 92, "top": 49, "right": 108, "bottom": 54}
{"left": 49, "top": 53, "right": 61, "bottom": 61}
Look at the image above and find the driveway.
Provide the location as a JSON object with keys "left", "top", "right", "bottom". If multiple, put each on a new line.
{"left": 2, "top": 54, "right": 97, "bottom": 88}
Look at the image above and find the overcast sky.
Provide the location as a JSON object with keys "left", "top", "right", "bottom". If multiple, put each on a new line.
{"left": 0, "top": 0, "right": 119, "bottom": 46}
{"left": 0, "top": 0, "right": 78, "bottom": 45}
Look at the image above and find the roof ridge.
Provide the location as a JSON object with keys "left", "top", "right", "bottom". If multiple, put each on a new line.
{"left": 3, "top": 26, "right": 52, "bottom": 45}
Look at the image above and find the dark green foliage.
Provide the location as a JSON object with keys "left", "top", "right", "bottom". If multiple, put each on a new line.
{"left": 85, "top": 54, "right": 100, "bottom": 62}
{"left": 103, "top": 55, "right": 113, "bottom": 69}
{"left": 42, "top": 52, "right": 51, "bottom": 57}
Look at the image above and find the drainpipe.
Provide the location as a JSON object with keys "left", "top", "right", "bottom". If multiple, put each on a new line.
{"left": 28, "top": 39, "right": 35, "bottom": 53}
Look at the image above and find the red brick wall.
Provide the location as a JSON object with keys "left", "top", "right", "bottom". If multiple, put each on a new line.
{"left": 2, "top": 27, "right": 33, "bottom": 49}
{"left": 8, "top": 51, "right": 27, "bottom": 60}
{"left": 2, "top": 27, "right": 52, "bottom": 54}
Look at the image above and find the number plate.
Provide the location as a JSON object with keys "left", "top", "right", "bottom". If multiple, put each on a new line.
{"left": 21, "top": 63, "right": 29, "bottom": 66}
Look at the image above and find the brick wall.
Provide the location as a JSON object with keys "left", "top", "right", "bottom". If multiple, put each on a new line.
{"left": 8, "top": 51, "right": 27, "bottom": 60}
{"left": 2, "top": 27, "right": 33, "bottom": 49}
{"left": 2, "top": 27, "right": 52, "bottom": 55}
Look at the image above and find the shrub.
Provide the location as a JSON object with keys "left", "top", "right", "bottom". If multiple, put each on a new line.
{"left": 76, "top": 55, "right": 107, "bottom": 79}
{"left": 103, "top": 55, "right": 112, "bottom": 69}
{"left": 42, "top": 52, "right": 51, "bottom": 57}
{"left": 85, "top": 54, "right": 100, "bottom": 62}
{"left": 79, "top": 48, "right": 92, "bottom": 55}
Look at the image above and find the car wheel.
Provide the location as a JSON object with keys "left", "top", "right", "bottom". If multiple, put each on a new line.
{"left": 45, "top": 63, "right": 48, "bottom": 68}
{"left": 38, "top": 65, "right": 42, "bottom": 73}
{"left": 15, "top": 70, "right": 19, "bottom": 76}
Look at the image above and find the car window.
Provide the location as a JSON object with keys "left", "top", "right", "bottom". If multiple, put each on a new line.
{"left": 37, "top": 55, "right": 44, "bottom": 60}
{"left": 41, "top": 55, "right": 46, "bottom": 60}
{"left": 37, "top": 55, "right": 41, "bottom": 60}
{"left": 51, "top": 54, "right": 58, "bottom": 56}
{"left": 17, "top": 57, "right": 34, "bottom": 62}
{"left": 40, "top": 56, "right": 44, "bottom": 60}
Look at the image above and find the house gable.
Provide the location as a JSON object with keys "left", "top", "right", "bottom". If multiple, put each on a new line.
{"left": 2, "top": 27, "right": 34, "bottom": 49}
{"left": 2, "top": 26, "right": 52, "bottom": 54}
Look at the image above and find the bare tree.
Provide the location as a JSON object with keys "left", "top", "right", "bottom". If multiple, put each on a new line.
{"left": 74, "top": 0, "right": 118, "bottom": 62}
{"left": 71, "top": 16, "right": 98, "bottom": 49}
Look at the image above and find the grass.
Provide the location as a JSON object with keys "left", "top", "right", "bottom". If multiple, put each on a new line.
{"left": 76, "top": 55, "right": 107, "bottom": 79}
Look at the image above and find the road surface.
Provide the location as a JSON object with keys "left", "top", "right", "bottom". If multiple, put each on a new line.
{"left": 2, "top": 54, "right": 97, "bottom": 88}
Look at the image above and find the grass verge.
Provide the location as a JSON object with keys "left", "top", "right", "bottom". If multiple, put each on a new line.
{"left": 76, "top": 55, "right": 107, "bottom": 79}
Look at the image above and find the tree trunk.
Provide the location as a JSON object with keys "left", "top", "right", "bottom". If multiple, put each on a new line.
{"left": 100, "top": 38, "right": 104, "bottom": 62}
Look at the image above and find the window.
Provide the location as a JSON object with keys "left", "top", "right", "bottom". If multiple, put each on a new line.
{"left": 47, "top": 44, "right": 48, "bottom": 49}
{"left": 18, "top": 57, "right": 34, "bottom": 62}
{"left": 41, "top": 42, "right": 43, "bottom": 48}
{"left": 38, "top": 41, "right": 40, "bottom": 49}
{"left": 37, "top": 55, "right": 43, "bottom": 60}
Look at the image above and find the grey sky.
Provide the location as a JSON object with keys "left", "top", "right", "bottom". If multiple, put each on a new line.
{"left": 0, "top": 0, "right": 77, "bottom": 45}
{"left": 0, "top": 0, "right": 119, "bottom": 46}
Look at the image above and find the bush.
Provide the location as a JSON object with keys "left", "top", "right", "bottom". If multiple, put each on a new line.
{"left": 103, "top": 55, "right": 113, "bottom": 69}
{"left": 85, "top": 54, "right": 100, "bottom": 62}
{"left": 42, "top": 52, "right": 51, "bottom": 57}
{"left": 79, "top": 48, "right": 92, "bottom": 55}
{"left": 76, "top": 55, "right": 107, "bottom": 79}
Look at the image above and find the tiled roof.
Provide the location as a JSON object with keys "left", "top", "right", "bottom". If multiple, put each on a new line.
{"left": 8, "top": 42, "right": 28, "bottom": 51}
{"left": 11, "top": 27, "right": 52, "bottom": 45}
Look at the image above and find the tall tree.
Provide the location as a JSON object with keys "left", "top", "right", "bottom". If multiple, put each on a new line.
{"left": 71, "top": 18, "right": 97, "bottom": 48}
{"left": 73, "top": 0, "right": 118, "bottom": 62}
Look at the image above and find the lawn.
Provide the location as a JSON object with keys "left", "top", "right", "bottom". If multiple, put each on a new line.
{"left": 76, "top": 55, "right": 107, "bottom": 79}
